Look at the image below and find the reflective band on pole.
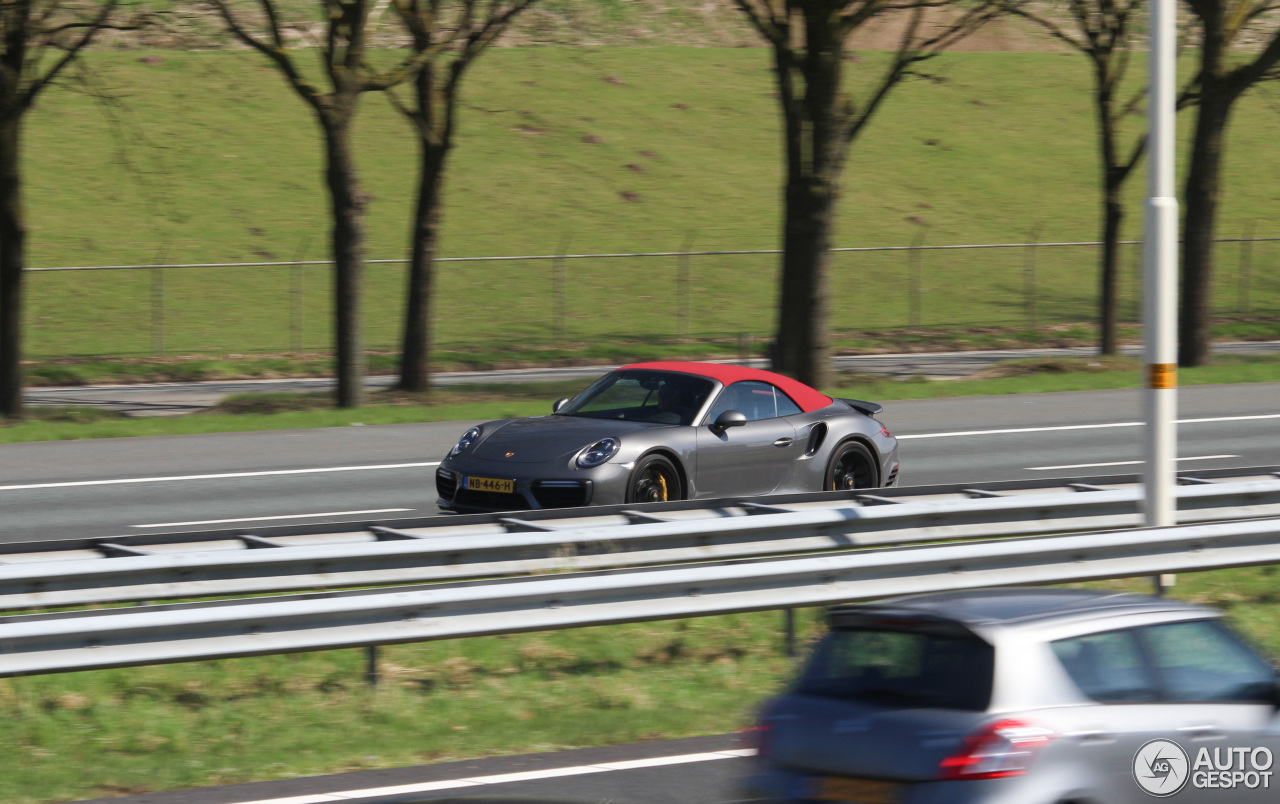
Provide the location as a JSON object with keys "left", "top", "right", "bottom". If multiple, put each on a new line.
{"left": 1148, "top": 363, "right": 1178, "bottom": 390}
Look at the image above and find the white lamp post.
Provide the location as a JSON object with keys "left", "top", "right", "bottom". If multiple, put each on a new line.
{"left": 1144, "top": 0, "right": 1179, "bottom": 587}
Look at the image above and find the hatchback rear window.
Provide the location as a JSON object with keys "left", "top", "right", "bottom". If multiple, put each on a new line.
{"left": 795, "top": 628, "right": 994, "bottom": 711}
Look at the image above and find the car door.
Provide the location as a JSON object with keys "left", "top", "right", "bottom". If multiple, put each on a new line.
{"left": 695, "top": 381, "right": 798, "bottom": 497}
{"left": 1136, "top": 619, "right": 1280, "bottom": 804}
{"left": 1047, "top": 628, "right": 1179, "bottom": 804}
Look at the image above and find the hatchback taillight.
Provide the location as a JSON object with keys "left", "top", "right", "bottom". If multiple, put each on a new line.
{"left": 937, "top": 719, "right": 1054, "bottom": 780}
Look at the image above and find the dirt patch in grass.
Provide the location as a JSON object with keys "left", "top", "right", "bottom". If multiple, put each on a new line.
{"left": 9, "top": 406, "right": 129, "bottom": 425}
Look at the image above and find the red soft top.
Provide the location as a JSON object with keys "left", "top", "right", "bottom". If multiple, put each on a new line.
{"left": 620, "top": 361, "right": 834, "bottom": 413}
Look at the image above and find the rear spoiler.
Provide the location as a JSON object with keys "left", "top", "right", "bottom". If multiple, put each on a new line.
{"left": 838, "top": 397, "right": 883, "bottom": 417}
{"left": 827, "top": 606, "right": 983, "bottom": 641}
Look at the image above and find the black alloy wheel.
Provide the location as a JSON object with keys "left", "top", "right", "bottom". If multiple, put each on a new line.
{"left": 825, "top": 441, "right": 878, "bottom": 491}
{"left": 627, "top": 455, "right": 682, "bottom": 503}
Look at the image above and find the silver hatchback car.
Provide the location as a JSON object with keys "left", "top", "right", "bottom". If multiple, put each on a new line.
{"left": 740, "top": 588, "right": 1280, "bottom": 804}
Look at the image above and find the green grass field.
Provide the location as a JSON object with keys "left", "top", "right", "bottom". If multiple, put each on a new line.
{"left": 24, "top": 47, "right": 1280, "bottom": 364}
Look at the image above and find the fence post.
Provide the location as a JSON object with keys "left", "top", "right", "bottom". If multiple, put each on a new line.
{"left": 552, "top": 234, "right": 569, "bottom": 343}
{"left": 1024, "top": 224, "right": 1043, "bottom": 331}
{"left": 677, "top": 231, "right": 695, "bottom": 339}
{"left": 290, "top": 237, "right": 311, "bottom": 353}
{"left": 1239, "top": 220, "right": 1255, "bottom": 315}
{"left": 151, "top": 266, "right": 165, "bottom": 356}
{"left": 908, "top": 226, "right": 928, "bottom": 328}
{"left": 365, "top": 645, "right": 379, "bottom": 686}
{"left": 783, "top": 608, "right": 797, "bottom": 657}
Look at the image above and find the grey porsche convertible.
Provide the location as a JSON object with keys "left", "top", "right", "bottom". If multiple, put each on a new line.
{"left": 435, "top": 361, "right": 899, "bottom": 512}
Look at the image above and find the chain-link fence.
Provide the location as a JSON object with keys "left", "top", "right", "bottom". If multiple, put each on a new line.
{"left": 25, "top": 234, "right": 1280, "bottom": 360}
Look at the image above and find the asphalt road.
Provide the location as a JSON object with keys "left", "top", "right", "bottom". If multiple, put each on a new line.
{"left": 69, "top": 733, "right": 755, "bottom": 804}
{"left": 4, "top": 382, "right": 1278, "bottom": 544}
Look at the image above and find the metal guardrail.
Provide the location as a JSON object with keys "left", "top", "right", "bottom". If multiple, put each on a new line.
{"left": 4, "top": 516, "right": 1280, "bottom": 677}
{"left": 1, "top": 469, "right": 1277, "bottom": 611}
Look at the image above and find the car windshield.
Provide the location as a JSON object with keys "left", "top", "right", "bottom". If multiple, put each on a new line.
{"left": 795, "top": 627, "right": 994, "bottom": 711}
{"left": 558, "top": 370, "right": 715, "bottom": 426}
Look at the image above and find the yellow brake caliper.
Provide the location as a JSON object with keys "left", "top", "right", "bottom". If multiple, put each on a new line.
{"left": 657, "top": 473, "right": 668, "bottom": 501}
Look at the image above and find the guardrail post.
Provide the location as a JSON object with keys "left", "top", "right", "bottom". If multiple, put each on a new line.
{"left": 783, "top": 608, "right": 797, "bottom": 657}
{"left": 365, "top": 645, "right": 379, "bottom": 686}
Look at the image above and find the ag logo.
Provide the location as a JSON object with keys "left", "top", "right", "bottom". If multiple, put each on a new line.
{"left": 1134, "top": 739, "right": 1190, "bottom": 797}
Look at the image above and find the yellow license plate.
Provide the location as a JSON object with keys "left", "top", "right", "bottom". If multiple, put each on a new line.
{"left": 814, "top": 776, "right": 901, "bottom": 804}
{"left": 465, "top": 475, "right": 514, "bottom": 494}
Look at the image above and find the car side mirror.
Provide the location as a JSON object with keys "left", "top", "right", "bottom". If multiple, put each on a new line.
{"left": 712, "top": 410, "right": 747, "bottom": 432}
{"left": 553, "top": 397, "right": 570, "bottom": 413}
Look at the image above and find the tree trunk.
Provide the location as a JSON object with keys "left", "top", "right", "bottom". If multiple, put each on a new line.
{"left": 398, "top": 141, "right": 448, "bottom": 392}
{"left": 322, "top": 117, "right": 367, "bottom": 408}
{"left": 0, "top": 115, "right": 24, "bottom": 419}
{"left": 1093, "top": 68, "right": 1122, "bottom": 357}
{"left": 1099, "top": 185, "right": 1123, "bottom": 355}
{"left": 1179, "top": 88, "right": 1229, "bottom": 367}
{"left": 772, "top": 14, "right": 843, "bottom": 391}
{"left": 775, "top": 174, "right": 836, "bottom": 389}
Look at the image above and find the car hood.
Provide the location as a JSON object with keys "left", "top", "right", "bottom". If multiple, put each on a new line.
{"left": 471, "top": 416, "right": 664, "bottom": 463}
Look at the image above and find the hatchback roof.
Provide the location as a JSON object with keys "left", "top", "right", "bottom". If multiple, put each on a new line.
{"left": 829, "top": 588, "right": 1215, "bottom": 629}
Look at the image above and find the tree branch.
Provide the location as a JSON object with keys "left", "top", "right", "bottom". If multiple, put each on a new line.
{"left": 1227, "top": 27, "right": 1280, "bottom": 97}
{"left": 23, "top": 0, "right": 120, "bottom": 106}
{"left": 210, "top": 0, "right": 324, "bottom": 111}
{"left": 733, "top": 0, "right": 787, "bottom": 47}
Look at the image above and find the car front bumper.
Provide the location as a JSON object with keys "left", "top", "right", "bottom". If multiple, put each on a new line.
{"left": 435, "top": 455, "right": 633, "bottom": 512}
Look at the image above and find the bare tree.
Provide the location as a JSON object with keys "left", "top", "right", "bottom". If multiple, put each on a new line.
{"left": 1009, "top": 0, "right": 1194, "bottom": 355}
{"left": 0, "top": 1, "right": 129, "bottom": 419}
{"left": 1178, "top": 0, "right": 1280, "bottom": 365}
{"left": 733, "top": 0, "right": 1000, "bottom": 389}
{"left": 389, "top": 0, "right": 538, "bottom": 394}
{"left": 211, "top": 0, "right": 438, "bottom": 407}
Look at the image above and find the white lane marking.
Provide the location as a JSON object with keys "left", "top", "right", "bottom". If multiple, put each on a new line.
{"left": 226, "top": 748, "right": 757, "bottom": 804}
{"left": 130, "top": 509, "right": 415, "bottom": 528}
{"left": 1026, "top": 455, "right": 1241, "bottom": 471}
{"left": 897, "top": 413, "right": 1280, "bottom": 440}
{"left": 0, "top": 462, "right": 441, "bottom": 492}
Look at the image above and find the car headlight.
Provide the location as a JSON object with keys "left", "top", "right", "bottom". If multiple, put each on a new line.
{"left": 450, "top": 427, "right": 482, "bottom": 457}
{"left": 577, "top": 438, "right": 620, "bottom": 468}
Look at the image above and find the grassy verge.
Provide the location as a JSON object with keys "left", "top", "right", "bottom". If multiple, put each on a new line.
{"left": 2, "top": 569, "right": 1278, "bottom": 803}
{"left": 23, "top": 48, "right": 1280, "bottom": 361}
{"left": 21, "top": 319, "right": 1280, "bottom": 388}
{"left": 7, "top": 354, "right": 1280, "bottom": 443}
